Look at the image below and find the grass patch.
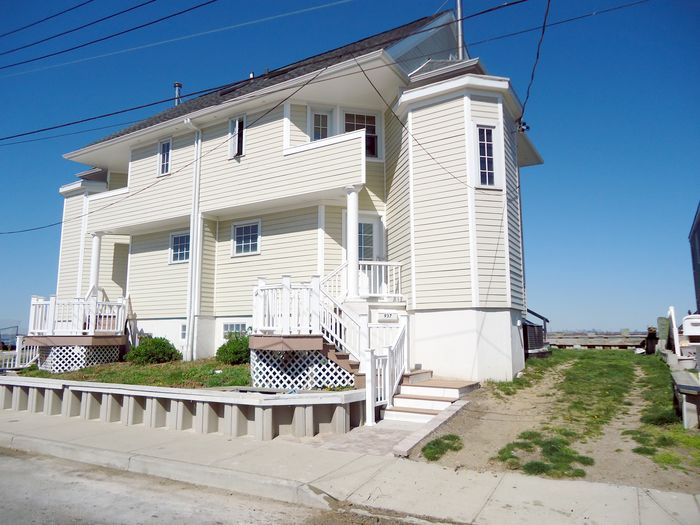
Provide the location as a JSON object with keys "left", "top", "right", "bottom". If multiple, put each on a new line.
{"left": 492, "top": 349, "right": 575, "bottom": 396}
{"left": 632, "top": 446, "right": 657, "bottom": 456}
{"left": 20, "top": 359, "right": 250, "bottom": 389}
{"left": 422, "top": 434, "right": 464, "bottom": 461}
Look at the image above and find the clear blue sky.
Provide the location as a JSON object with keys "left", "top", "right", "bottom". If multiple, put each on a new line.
{"left": 0, "top": 0, "right": 698, "bottom": 332}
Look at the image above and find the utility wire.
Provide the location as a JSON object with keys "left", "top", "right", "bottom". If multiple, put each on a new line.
{"left": 0, "top": 0, "right": 221, "bottom": 71}
{"left": 520, "top": 0, "right": 551, "bottom": 123}
{"left": 0, "top": 66, "right": 329, "bottom": 236}
{"left": 0, "top": 0, "right": 95, "bottom": 39}
{"left": 0, "top": 119, "right": 143, "bottom": 147}
{"left": 0, "top": 0, "right": 159, "bottom": 58}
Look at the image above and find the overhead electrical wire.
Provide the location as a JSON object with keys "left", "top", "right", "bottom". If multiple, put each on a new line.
{"left": 0, "top": 0, "right": 159, "bottom": 58}
{"left": 520, "top": 0, "right": 552, "bottom": 123}
{"left": 0, "top": 0, "right": 96, "bottom": 39}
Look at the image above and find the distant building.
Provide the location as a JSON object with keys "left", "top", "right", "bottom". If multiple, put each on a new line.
{"left": 691, "top": 201, "right": 700, "bottom": 313}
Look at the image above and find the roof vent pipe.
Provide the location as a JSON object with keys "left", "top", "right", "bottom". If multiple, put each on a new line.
{"left": 174, "top": 82, "right": 182, "bottom": 106}
{"left": 456, "top": 0, "right": 464, "bottom": 60}
{"left": 249, "top": 71, "right": 254, "bottom": 79}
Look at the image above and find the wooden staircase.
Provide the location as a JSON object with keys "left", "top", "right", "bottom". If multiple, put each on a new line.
{"left": 322, "top": 343, "right": 365, "bottom": 388}
{"left": 381, "top": 370, "right": 479, "bottom": 423}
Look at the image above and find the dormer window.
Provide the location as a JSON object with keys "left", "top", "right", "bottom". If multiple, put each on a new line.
{"left": 344, "top": 113, "right": 377, "bottom": 157}
{"left": 229, "top": 116, "right": 246, "bottom": 158}
{"left": 158, "top": 139, "right": 171, "bottom": 176}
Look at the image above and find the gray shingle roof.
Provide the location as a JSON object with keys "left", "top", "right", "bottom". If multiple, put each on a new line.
{"left": 91, "top": 12, "right": 447, "bottom": 146}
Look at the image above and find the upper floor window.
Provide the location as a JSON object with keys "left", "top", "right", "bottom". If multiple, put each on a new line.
{"left": 170, "top": 232, "right": 190, "bottom": 263}
{"left": 158, "top": 139, "right": 171, "bottom": 176}
{"left": 232, "top": 220, "right": 260, "bottom": 256}
{"left": 313, "top": 112, "right": 329, "bottom": 140}
{"left": 344, "top": 113, "right": 377, "bottom": 157}
{"left": 229, "top": 116, "right": 246, "bottom": 158}
{"left": 477, "top": 126, "right": 495, "bottom": 186}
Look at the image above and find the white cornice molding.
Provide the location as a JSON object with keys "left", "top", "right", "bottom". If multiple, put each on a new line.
{"left": 59, "top": 179, "right": 107, "bottom": 197}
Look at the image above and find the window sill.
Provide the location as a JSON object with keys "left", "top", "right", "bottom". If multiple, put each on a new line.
{"left": 169, "top": 260, "right": 190, "bottom": 265}
{"left": 475, "top": 185, "right": 503, "bottom": 191}
{"left": 231, "top": 251, "right": 261, "bottom": 258}
{"left": 157, "top": 172, "right": 171, "bottom": 178}
{"left": 228, "top": 154, "right": 245, "bottom": 161}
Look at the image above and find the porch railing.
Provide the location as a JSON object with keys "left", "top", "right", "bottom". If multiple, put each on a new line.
{"left": 28, "top": 295, "right": 127, "bottom": 336}
{"left": 252, "top": 276, "right": 320, "bottom": 335}
{"left": 0, "top": 337, "right": 39, "bottom": 370}
{"left": 359, "top": 261, "right": 402, "bottom": 300}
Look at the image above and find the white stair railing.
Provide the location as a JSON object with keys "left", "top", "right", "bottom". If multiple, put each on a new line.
{"left": 358, "top": 261, "right": 402, "bottom": 300}
{"left": 365, "top": 321, "right": 407, "bottom": 425}
{"left": 319, "top": 289, "right": 362, "bottom": 361}
{"left": 321, "top": 262, "right": 347, "bottom": 301}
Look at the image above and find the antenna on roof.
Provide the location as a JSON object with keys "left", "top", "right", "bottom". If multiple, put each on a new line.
{"left": 455, "top": 1, "right": 464, "bottom": 60}
{"left": 173, "top": 82, "right": 182, "bottom": 107}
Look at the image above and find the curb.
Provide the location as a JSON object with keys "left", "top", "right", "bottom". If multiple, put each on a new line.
{"left": 0, "top": 431, "right": 331, "bottom": 510}
{"left": 392, "top": 399, "right": 469, "bottom": 457}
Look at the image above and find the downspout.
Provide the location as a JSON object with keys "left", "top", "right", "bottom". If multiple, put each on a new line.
{"left": 184, "top": 119, "right": 203, "bottom": 361}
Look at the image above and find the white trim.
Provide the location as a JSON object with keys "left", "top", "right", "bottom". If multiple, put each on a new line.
{"left": 497, "top": 98, "right": 512, "bottom": 308}
{"left": 87, "top": 186, "right": 128, "bottom": 201}
{"left": 231, "top": 219, "right": 262, "bottom": 257}
{"left": 308, "top": 106, "right": 334, "bottom": 141}
{"left": 317, "top": 204, "right": 325, "bottom": 276}
{"left": 157, "top": 138, "right": 172, "bottom": 176}
{"left": 169, "top": 230, "right": 191, "bottom": 264}
{"left": 59, "top": 179, "right": 106, "bottom": 197}
{"left": 340, "top": 208, "right": 383, "bottom": 261}
{"left": 464, "top": 96, "right": 480, "bottom": 307}
{"left": 407, "top": 111, "right": 417, "bottom": 310}
{"left": 282, "top": 102, "right": 291, "bottom": 149}
{"left": 125, "top": 235, "right": 133, "bottom": 296}
{"left": 76, "top": 192, "right": 89, "bottom": 297}
{"left": 228, "top": 114, "right": 247, "bottom": 159}
{"left": 213, "top": 219, "right": 219, "bottom": 314}
{"left": 410, "top": 57, "right": 481, "bottom": 82}
{"left": 55, "top": 197, "right": 68, "bottom": 296}
{"left": 341, "top": 108, "right": 383, "bottom": 161}
{"left": 282, "top": 128, "right": 365, "bottom": 156}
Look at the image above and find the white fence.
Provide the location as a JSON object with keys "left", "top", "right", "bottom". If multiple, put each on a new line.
{"left": 0, "top": 337, "right": 39, "bottom": 370}
{"left": 253, "top": 276, "right": 320, "bottom": 335}
{"left": 28, "top": 295, "right": 127, "bottom": 336}
{"left": 365, "top": 322, "right": 407, "bottom": 425}
{"left": 359, "top": 261, "right": 402, "bottom": 300}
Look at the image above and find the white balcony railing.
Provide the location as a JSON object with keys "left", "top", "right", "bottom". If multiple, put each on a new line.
{"left": 28, "top": 295, "right": 127, "bottom": 336}
{"left": 359, "top": 261, "right": 402, "bottom": 300}
{"left": 253, "top": 276, "right": 320, "bottom": 335}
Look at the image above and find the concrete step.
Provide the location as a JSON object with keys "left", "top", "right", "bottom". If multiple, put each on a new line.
{"left": 401, "top": 369, "right": 433, "bottom": 385}
{"left": 381, "top": 406, "right": 439, "bottom": 424}
{"left": 393, "top": 394, "right": 454, "bottom": 411}
{"left": 399, "top": 379, "right": 479, "bottom": 399}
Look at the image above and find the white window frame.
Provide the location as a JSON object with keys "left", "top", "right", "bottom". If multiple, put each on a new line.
{"left": 228, "top": 115, "right": 246, "bottom": 159}
{"left": 472, "top": 118, "right": 503, "bottom": 189}
{"left": 169, "top": 230, "right": 190, "bottom": 264}
{"left": 307, "top": 106, "right": 335, "bottom": 141}
{"left": 157, "top": 138, "right": 172, "bottom": 176}
{"left": 476, "top": 124, "right": 496, "bottom": 187}
{"left": 311, "top": 111, "right": 331, "bottom": 141}
{"left": 341, "top": 109, "right": 382, "bottom": 160}
{"left": 341, "top": 211, "right": 385, "bottom": 262}
{"left": 180, "top": 324, "right": 187, "bottom": 341}
{"left": 231, "top": 219, "right": 261, "bottom": 257}
{"left": 223, "top": 322, "right": 248, "bottom": 338}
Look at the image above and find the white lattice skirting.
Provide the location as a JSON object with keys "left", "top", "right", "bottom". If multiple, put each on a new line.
{"left": 251, "top": 350, "right": 355, "bottom": 390}
{"left": 39, "top": 345, "right": 120, "bottom": 374}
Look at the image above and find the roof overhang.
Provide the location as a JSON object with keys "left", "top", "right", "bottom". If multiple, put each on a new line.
{"left": 59, "top": 179, "right": 107, "bottom": 197}
{"left": 517, "top": 133, "right": 543, "bottom": 167}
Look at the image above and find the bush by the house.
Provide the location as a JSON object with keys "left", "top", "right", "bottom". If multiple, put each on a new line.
{"left": 126, "top": 337, "right": 182, "bottom": 365}
{"left": 216, "top": 332, "right": 250, "bottom": 365}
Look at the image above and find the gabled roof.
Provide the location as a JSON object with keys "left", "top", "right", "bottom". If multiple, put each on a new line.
{"left": 91, "top": 12, "right": 449, "bottom": 146}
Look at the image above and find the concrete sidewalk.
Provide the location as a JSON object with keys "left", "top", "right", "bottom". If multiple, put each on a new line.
{"left": 1, "top": 411, "right": 698, "bottom": 524}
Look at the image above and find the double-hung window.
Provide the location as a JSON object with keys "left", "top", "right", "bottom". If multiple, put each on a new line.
{"left": 170, "top": 232, "right": 190, "bottom": 263}
{"left": 344, "top": 113, "right": 378, "bottom": 157}
{"left": 229, "top": 116, "right": 246, "bottom": 158}
{"left": 158, "top": 139, "right": 172, "bottom": 176}
{"left": 232, "top": 220, "right": 260, "bottom": 256}
{"left": 313, "top": 112, "right": 329, "bottom": 140}
{"left": 477, "top": 126, "right": 495, "bottom": 186}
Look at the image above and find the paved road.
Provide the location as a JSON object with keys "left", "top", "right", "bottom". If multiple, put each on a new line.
{"left": 0, "top": 448, "right": 317, "bottom": 525}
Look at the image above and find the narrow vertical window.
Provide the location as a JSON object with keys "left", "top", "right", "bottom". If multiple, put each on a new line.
{"left": 313, "top": 113, "right": 329, "bottom": 140}
{"left": 229, "top": 116, "right": 245, "bottom": 158}
{"left": 158, "top": 139, "right": 171, "bottom": 175}
{"left": 358, "top": 222, "right": 374, "bottom": 261}
{"left": 170, "top": 232, "right": 190, "bottom": 263}
{"left": 478, "top": 126, "right": 495, "bottom": 186}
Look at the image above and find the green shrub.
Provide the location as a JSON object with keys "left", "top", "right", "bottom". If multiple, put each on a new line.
{"left": 216, "top": 332, "right": 250, "bottom": 365}
{"left": 126, "top": 337, "right": 182, "bottom": 365}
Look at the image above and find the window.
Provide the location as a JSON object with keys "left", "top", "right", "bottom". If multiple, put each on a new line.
{"left": 477, "top": 126, "right": 495, "bottom": 186}
{"left": 358, "top": 222, "right": 374, "bottom": 261}
{"left": 223, "top": 323, "right": 248, "bottom": 338}
{"left": 180, "top": 324, "right": 187, "bottom": 340}
{"left": 344, "top": 113, "right": 378, "bottom": 157}
{"left": 229, "top": 116, "right": 245, "bottom": 158}
{"left": 313, "top": 113, "right": 329, "bottom": 140}
{"left": 158, "top": 139, "right": 171, "bottom": 175}
{"left": 232, "top": 221, "right": 260, "bottom": 256}
{"left": 170, "top": 232, "right": 190, "bottom": 263}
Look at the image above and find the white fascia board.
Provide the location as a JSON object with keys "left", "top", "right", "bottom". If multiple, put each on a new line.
{"left": 395, "top": 74, "right": 522, "bottom": 118}
{"left": 409, "top": 57, "right": 481, "bottom": 83}
{"left": 63, "top": 50, "right": 390, "bottom": 162}
{"left": 517, "top": 132, "right": 544, "bottom": 167}
{"left": 59, "top": 179, "right": 107, "bottom": 197}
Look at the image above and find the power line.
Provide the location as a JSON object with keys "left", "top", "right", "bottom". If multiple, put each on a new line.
{"left": 520, "top": 0, "right": 552, "bottom": 124}
{"left": 0, "top": 66, "right": 329, "bottom": 236}
{"left": 0, "top": 0, "right": 221, "bottom": 72}
{"left": 0, "top": 119, "right": 143, "bottom": 147}
{"left": 0, "top": 0, "right": 96, "bottom": 39}
{"left": 0, "top": 0, "right": 158, "bottom": 58}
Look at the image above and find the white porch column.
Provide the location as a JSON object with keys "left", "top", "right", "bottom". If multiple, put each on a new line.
{"left": 88, "top": 232, "right": 103, "bottom": 295}
{"left": 346, "top": 185, "right": 360, "bottom": 299}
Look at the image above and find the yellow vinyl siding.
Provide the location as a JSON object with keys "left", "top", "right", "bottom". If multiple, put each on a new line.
{"left": 360, "top": 161, "right": 385, "bottom": 213}
{"left": 198, "top": 108, "right": 364, "bottom": 214}
{"left": 324, "top": 206, "right": 343, "bottom": 275}
{"left": 200, "top": 219, "right": 217, "bottom": 316}
{"left": 475, "top": 189, "right": 508, "bottom": 307}
{"left": 87, "top": 133, "right": 195, "bottom": 232}
{"left": 411, "top": 96, "right": 471, "bottom": 309}
{"left": 108, "top": 172, "right": 128, "bottom": 190}
{"left": 384, "top": 107, "right": 413, "bottom": 304}
{"left": 289, "top": 104, "right": 308, "bottom": 146}
{"left": 214, "top": 207, "right": 318, "bottom": 315}
{"left": 503, "top": 110, "right": 525, "bottom": 311}
{"left": 56, "top": 194, "right": 84, "bottom": 299}
{"left": 471, "top": 95, "right": 499, "bottom": 120}
{"left": 128, "top": 231, "right": 189, "bottom": 318}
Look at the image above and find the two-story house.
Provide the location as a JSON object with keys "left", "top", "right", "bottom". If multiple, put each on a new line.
{"left": 23, "top": 11, "right": 541, "bottom": 409}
